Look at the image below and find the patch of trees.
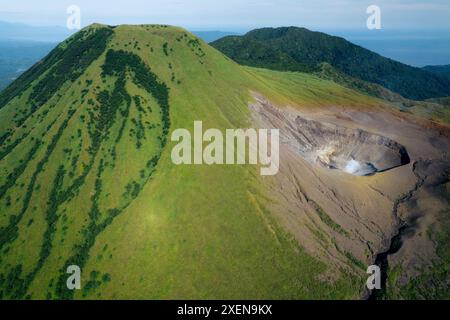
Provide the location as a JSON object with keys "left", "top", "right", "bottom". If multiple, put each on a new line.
{"left": 186, "top": 38, "right": 206, "bottom": 58}
{"left": 0, "top": 264, "right": 28, "bottom": 299}
{"left": 123, "top": 181, "right": 141, "bottom": 199}
{"left": 101, "top": 49, "right": 170, "bottom": 147}
{"left": 32, "top": 165, "right": 66, "bottom": 278}
{"left": 134, "top": 96, "right": 146, "bottom": 114}
{"left": 146, "top": 155, "right": 159, "bottom": 169}
{"left": 0, "top": 108, "right": 75, "bottom": 263}
{"left": 0, "top": 140, "right": 40, "bottom": 199}
{"left": 86, "top": 72, "right": 131, "bottom": 155}
{"left": 162, "top": 42, "right": 169, "bottom": 56}
{"left": 50, "top": 49, "right": 172, "bottom": 300}
{"left": 0, "top": 129, "right": 12, "bottom": 146}
{"left": 28, "top": 28, "right": 113, "bottom": 110}
{"left": 0, "top": 131, "right": 30, "bottom": 161}
{"left": 54, "top": 159, "right": 118, "bottom": 300}
{"left": 0, "top": 108, "right": 85, "bottom": 298}
{"left": 130, "top": 118, "right": 145, "bottom": 149}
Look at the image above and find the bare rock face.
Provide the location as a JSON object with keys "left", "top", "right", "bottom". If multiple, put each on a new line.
{"left": 250, "top": 97, "right": 410, "bottom": 176}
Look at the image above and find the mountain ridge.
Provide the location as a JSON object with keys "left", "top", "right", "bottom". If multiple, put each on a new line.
{"left": 423, "top": 64, "right": 450, "bottom": 77}
{"left": 211, "top": 26, "right": 450, "bottom": 100}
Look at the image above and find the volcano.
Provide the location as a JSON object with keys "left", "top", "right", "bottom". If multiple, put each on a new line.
{"left": 0, "top": 24, "right": 448, "bottom": 300}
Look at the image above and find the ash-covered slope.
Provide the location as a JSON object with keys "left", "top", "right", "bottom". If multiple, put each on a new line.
{"left": 249, "top": 94, "right": 450, "bottom": 299}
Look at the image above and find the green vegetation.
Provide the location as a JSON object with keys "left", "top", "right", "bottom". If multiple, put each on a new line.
{"left": 29, "top": 28, "right": 113, "bottom": 111}
{"left": 0, "top": 24, "right": 382, "bottom": 300}
{"left": 422, "top": 64, "right": 450, "bottom": 77}
{"left": 344, "top": 251, "right": 366, "bottom": 271}
{"left": 211, "top": 27, "right": 450, "bottom": 100}
{"left": 0, "top": 109, "right": 75, "bottom": 252}
{"left": 101, "top": 49, "right": 170, "bottom": 141}
{"left": 54, "top": 48, "right": 169, "bottom": 299}
{"left": 0, "top": 27, "right": 112, "bottom": 111}
{"left": 311, "top": 201, "right": 349, "bottom": 237}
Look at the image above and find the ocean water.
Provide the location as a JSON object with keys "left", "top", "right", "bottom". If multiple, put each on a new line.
{"left": 326, "top": 29, "right": 450, "bottom": 67}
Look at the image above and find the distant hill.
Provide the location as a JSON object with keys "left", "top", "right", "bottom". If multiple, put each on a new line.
{"left": 0, "top": 40, "right": 56, "bottom": 90}
{"left": 211, "top": 27, "right": 450, "bottom": 100}
{"left": 422, "top": 64, "right": 450, "bottom": 77}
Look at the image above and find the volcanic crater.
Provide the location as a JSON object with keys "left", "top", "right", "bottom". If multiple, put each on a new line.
{"left": 250, "top": 96, "right": 410, "bottom": 176}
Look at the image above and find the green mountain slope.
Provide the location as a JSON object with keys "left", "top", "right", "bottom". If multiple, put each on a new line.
{"left": 423, "top": 64, "right": 450, "bottom": 77}
{"left": 211, "top": 27, "right": 450, "bottom": 100}
{"left": 0, "top": 24, "right": 391, "bottom": 299}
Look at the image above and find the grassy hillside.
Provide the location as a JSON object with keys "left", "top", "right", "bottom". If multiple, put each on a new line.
{"left": 0, "top": 24, "right": 386, "bottom": 299}
{"left": 211, "top": 27, "right": 450, "bottom": 100}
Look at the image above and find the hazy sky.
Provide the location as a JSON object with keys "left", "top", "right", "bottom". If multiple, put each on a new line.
{"left": 1, "top": 0, "right": 449, "bottom": 31}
